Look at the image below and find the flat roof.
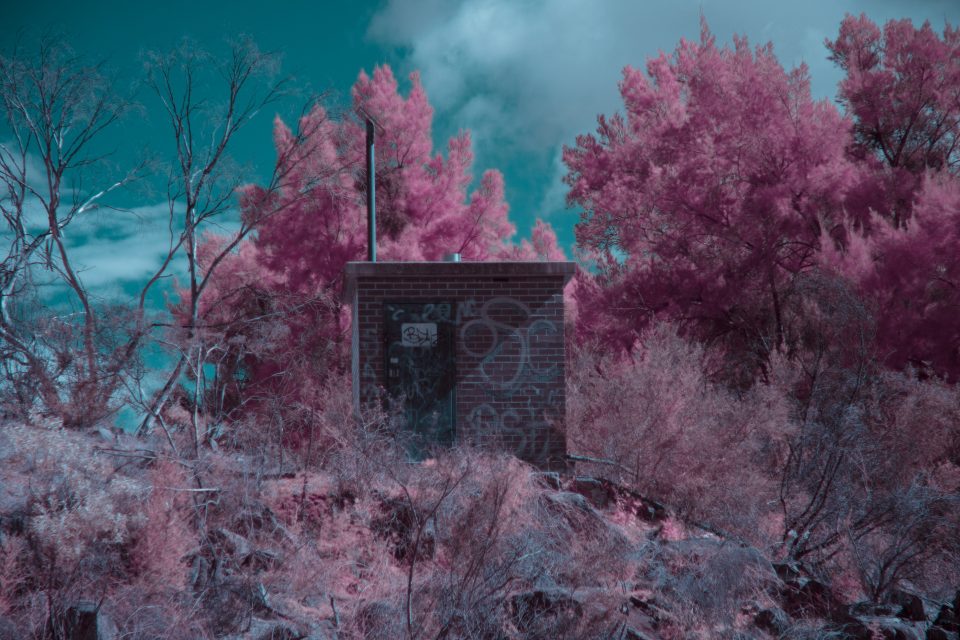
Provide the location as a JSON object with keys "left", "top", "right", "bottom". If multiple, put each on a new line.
{"left": 343, "top": 261, "right": 576, "bottom": 299}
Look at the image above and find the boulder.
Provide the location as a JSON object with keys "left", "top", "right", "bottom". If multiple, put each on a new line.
{"left": 754, "top": 607, "right": 790, "bottom": 636}
{"left": 543, "top": 490, "right": 595, "bottom": 514}
{"left": 540, "top": 491, "right": 615, "bottom": 536}
{"left": 302, "top": 620, "right": 338, "bottom": 640}
{"left": 532, "top": 471, "right": 562, "bottom": 490}
{"left": 210, "top": 528, "right": 252, "bottom": 558}
{"left": 572, "top": 476, "right": 614, "bottom": 509}
{"left": 510, "top": 589, "right": 584, "bottom": 633}
{"left": 772, "top": 561, "right": 802, "bottom": 582}
{"left": 828, "top": 618, "right": 874, "bottom": 640}
{"left": 48, "top": 602, "right": 118, "bottom": 640}
{"left": 221, "top": 618, "right": 298, "bottom": 640}
{"left": 371, "top": 497, "right": 436, "bottom": 562}
{"left": 781, "top": 576, "right": 847, "bottom": 621}
{"left": 935, "top": 604, "right": 959, "bottom": 632}
{"left": 220, "top": 615, "right": 337, "bottom": 640}
{"left": 872, "top": 617, "right": 925, "bottom": 640}
{"left": 892, "top": 592, "right": 929, "bottom": 622}
{"left": 623, "top": 627, "right": 656, "bottom": 640}
{"left": 0, "top": 617, "right": 22, "bottom": 640}
{"left": 850, "top": 601, "right": 899, "bottom": 617}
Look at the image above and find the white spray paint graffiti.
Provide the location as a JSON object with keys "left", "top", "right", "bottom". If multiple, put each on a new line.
{"left": 460, "top": 296, "right": 563, "bottom": 464}
{"left": 384, "top": 302, "right": 456, "bottom": 444}
{"left": 355, "top": 295, "right": 565, "bottom": 465}
{"left": 460, "top": 297, "right": 559, "bottom": 388}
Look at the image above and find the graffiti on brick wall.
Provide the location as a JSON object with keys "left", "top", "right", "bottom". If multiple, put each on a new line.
{"left": 460, "top": 297, "right": 562, "bottom": 463}
{"left": 357, "top": 295, "right": 564, "bottom": 464}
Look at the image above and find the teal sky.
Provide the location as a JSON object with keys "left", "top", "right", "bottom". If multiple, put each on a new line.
{"left": 4, "top": 0, "right": 960, "bottom": 289}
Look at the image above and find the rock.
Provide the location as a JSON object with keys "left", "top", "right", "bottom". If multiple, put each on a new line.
{"left": 894, "top": 592, "right": 928, "bottom": 622}
{"left": 611, "top": 482, "right": 667, "bottom": 522}
{"left": 572, "top": 476, "right": 613, "bottom": 508}
{"left": 189, "top": 554, "right": 210, "bottom": 589}
{"left": 829, "top": 618, "right": 874, "bottom": 640}
{"left": 220, "top": 610, "right": 338, "bottom": 640}
{"left": 927, "top": 627, "right": 960, "bottom": 640}
{"left": 616, "top": 595, "right": 665, "bottom": 639}
{"left": 0, "top": 509, "right": 26, "bottom": 536}
{"left": 935, "top": 604, "right": 960, "bottom": 632}
{"left": 754, "top": 607, "right": 790, "bottom": 636}
{"left": 0, "top": 617, "right": 22, "bottom": 640}
{"left": 208, "top": 528, "right": 281, "bottom": 573}
{"left": 633, "top": 496, "right": 667, "bottom": 523}
{"left": 772, "top": 561, "right": 802, "bottom": 582}
{"left": 628, "top": 595, "right": 665, "bottom": 623}
{"left": 0, "top": 430, "right": 13, "bottom": 461}
{"left": 356, "top": 601, "right": 401, "bottom": 637}
{"left": 540, "top": 491, "right": 628, "bottom": 549}
{"left": 211, "top": 528, "right": 252, "bottom": 558}
{"left": 251, "top": 618, "right": 299, "bottom": 640}
{"left": 221, "top": 617, "right": 300, "bottom": 640}
{"left": 532, "top": 471, "right": 562, "bottom": 490}
{"left": 510, "top": 589, "right": 584, "bottom": 632}
{"left": 540, "top": 491, "right": 612, "bottom": 535}
{"left": 872, "top": 617, "right": 925, "bottom": 639}
{"left": 303, "top": 620, "right": 338, "bottom": 640}
{"left": 782, "top": 576, "right": 847, "bottom": 621}
{"left": 623, "top": 627, "right": 655, "bottom": 640}
{"left": 371, "top": 497, "right": 436, "bottom": 562}
{"left": 244, "top": 549, "right": 284, "bottom": 571}
{"left": 542, "top": 490, "right": 594, "bottom": 514}
{"left": 49, "top": 601, "right": 118, "bottom": 640}
{"left": 850, "top": 601, "right": 899, "bottom": 617}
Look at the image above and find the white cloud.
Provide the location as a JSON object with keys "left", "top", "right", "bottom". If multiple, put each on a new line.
{"left": 65, "top": 201, "right": 244, "bottom": 293}
{"left": 66, "top": 202, "right": 184, "bottom": 291}
{"left": 369, "top": 0, "right": 960, "bottom": 219}
{"left": 17, "top": 200, "right": 241, "bottom": 295}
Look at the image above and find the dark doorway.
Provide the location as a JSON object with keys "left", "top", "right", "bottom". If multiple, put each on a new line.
{"left": 384, "top": 302, "right": 457, "bottom": 447}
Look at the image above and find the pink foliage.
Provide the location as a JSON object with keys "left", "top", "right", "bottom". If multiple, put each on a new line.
{"left": 565, "top": 20, "right": 855, "bottom": 363}
{"left": 827, "top": 14, "right": 960, "bottom": 226}
{"left": 128, "top": 459, "right": 195, "bottom": 591}
{"left": 567, "top": 324, "right": 787, "bottom": 540}
{"left": 823, "top": 14, "right": 960, "bottom": 379}
{"left": 500, "top": 219, "right": 567, "bottom": 262}
{"left": 853, "top": 176, "right": 960, "bottom": 378}
{"left": 569, "top": 14, "right": 960, "bottom": 383}
{"left": 187, "top": 64, "right": 560, "bottom": 431}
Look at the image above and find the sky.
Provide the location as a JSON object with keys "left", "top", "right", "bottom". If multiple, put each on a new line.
{"left": 3, "top": 0, "right": 960, "bottom": 292}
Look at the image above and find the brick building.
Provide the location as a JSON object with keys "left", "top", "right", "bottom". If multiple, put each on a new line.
{"left": 343, "top": 261, "right": 575, "bottom": 470}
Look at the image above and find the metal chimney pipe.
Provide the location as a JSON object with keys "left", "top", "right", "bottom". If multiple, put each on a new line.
{"left": 366, "top": 117, "right": 376, "bottom": 262}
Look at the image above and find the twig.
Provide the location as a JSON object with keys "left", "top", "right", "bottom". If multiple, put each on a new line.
{"left": 330, "top": 595, "right": 339, "bottom": 629}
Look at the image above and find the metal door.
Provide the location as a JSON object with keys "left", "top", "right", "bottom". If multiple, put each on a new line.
{"left": 384, "top": 302, "right": 456, "bottom": 447}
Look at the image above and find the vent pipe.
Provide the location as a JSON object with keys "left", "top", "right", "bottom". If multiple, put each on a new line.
{"left": 365, "top": 117, "right": 376, "bottom": 262}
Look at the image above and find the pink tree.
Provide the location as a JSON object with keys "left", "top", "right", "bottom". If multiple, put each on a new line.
{"left": 825, "top": 15, "right": 960, "bottom": 379}
{"left": 827, "top": 14, "right": 960, "bottom": 229}
{"left": 565, "top": 22, "right": 854, "bottom": 376}
{"left": 179, "top": 65, "right": 563, "bottom": 439}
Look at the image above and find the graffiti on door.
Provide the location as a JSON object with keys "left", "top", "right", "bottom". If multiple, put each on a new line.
{"left": 384, "top": 302, "right": 456, "bottom": 446}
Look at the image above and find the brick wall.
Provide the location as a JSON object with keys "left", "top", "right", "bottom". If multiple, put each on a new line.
{"left": 345, "top": 262, "right": 574, "bottom": 470}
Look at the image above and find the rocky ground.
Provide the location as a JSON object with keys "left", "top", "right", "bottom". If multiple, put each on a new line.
{"left": 0, "top": 421, "right": 957, "bottom": 640}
